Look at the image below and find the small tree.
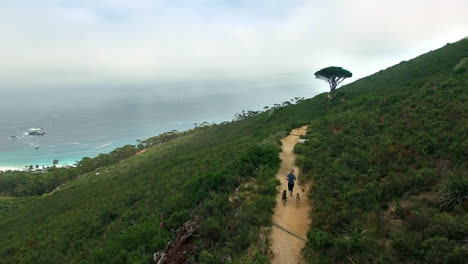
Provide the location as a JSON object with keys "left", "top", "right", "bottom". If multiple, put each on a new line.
{"left": 315, "top": 66, "right": 352, "bottom": 99}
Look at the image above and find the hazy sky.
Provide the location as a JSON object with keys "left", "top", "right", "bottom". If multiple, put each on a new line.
{"left": 1, "top": 0, "right": 467, "bottom": 89}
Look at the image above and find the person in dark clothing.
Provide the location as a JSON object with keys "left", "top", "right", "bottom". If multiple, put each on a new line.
{"left": 286, "top": 169, "right": 296, "bottom": 196}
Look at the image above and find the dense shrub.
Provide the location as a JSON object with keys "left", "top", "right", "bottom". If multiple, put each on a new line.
{"left": 89, "top": 222, "right": 169, "bottom": 264}
{"left": 308, "top": 229, "right": 334, "bottom": 249}
{"left": 200, "top": 217, "right": 223, "bottom": 241}
{"left": 392, "top": 232, "right": 422, "bottom": 259}
{"left": 438, "top": 173, "right": 468, "bottom": 210}
{"left": 167, "top": 210, "right": 191, "bottom": 229}
{"left": 298, "top": 39, "right": 468, "bottom": 263}
{"left": 238, "top": 145, "right": 281, "bottom": 177}
{"left": 422, "top": 237, "right": 455, "bottom": 264}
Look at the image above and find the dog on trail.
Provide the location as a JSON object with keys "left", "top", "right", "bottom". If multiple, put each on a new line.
{"left": 282, "top": 190, "right": 288, "bottom": 206}
{"left": 296, "top": 193, "right": 300, "bottom": 207}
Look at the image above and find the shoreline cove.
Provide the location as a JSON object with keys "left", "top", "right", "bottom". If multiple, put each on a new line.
{"left": 0, "top": 156, "right": 83, "bottom": 172}
{"left": 0, "top": 163, "right": 77, "bottom": 172}
{"left": 0, "top": 166, "right": 22, "bottom": 172}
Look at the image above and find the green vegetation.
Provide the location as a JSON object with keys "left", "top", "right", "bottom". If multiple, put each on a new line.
{"left": 315, "top": 66, "right": 353, "bottom": 99}
{"left": 438, "top": 173, "right": 468, "bottom": 210}
{"left": 0, "top": 38, "right": 466, "bottom": 264}
{"left": 0, "top": 95, "right": 319, "bottom": 263}
{"left": 296, "top": 39, "right": 468, "bottom": 263}
{"left": 0, "top": 144, "right": 138, "bottom": 197}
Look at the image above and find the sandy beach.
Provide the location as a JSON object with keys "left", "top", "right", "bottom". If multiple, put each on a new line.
{"left": 0, "top": 166, "right": 22, "bottom": 172}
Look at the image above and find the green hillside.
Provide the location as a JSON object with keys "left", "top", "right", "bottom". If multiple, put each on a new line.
{"left": 1, "top": 38, "right": 467, "bottom": 264}
{"left": 295, "top": 39, "right": 468, "bottom": 263}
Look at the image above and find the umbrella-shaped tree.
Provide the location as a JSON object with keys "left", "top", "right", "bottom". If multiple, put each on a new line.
{"left": 315, "top": 66, "right": 352, "bottom": 99}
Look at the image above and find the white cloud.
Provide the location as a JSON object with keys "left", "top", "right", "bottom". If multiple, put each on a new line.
{"left": 0, "top": 0, "right": 467, "bottom": 89}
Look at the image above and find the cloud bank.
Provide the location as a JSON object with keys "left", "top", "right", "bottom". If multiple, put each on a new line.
{"left": 0, "top": 0, "right": 467, "bottom": 89}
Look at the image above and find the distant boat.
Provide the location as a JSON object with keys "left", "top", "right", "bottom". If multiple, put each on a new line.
{"left": 34, "top": 145, "right": 40, "bottom": 150}
{"left": 27, "top": 128, "right": 46, "bottom": 136}
{"left": 9, "top": 135, "right": 18, "bottom": 139}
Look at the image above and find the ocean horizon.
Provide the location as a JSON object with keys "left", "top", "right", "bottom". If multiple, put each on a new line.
{"left": 0, "top": 74, "right": 319, "bottom": 170}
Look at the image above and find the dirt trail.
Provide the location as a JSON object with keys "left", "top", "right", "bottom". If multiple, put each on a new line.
{"left": 270, "top": 126, "right": 311, "bottom": 264}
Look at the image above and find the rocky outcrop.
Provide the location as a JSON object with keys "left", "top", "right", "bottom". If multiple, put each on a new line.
{"left": 151, "top": 219, "right": 199, "bottom": 264}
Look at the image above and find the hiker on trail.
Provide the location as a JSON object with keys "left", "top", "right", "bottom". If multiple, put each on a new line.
{"left": 286, "top": 169, "right": 296, "bottom": 196}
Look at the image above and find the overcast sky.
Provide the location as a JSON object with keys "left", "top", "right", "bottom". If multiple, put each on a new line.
{"left": 1, "top": 0, "right": 467, "bottom": 90}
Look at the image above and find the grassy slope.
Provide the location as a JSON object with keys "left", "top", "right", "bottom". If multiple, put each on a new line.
{"left": 296, "top": 39, "right": 468, "bottom": 263}
{"left": 0, "top": 38, "right": 466, "bottom": 264}
{"left": 0, "top": 97, "right": 326, "bottom": 263}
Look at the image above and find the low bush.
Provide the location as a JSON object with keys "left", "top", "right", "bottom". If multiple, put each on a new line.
{"left": 438, "top": 173, "right": 468, "bottom": 210}
{"left": 298, "top": 39, "right": 468, "bottom": 263}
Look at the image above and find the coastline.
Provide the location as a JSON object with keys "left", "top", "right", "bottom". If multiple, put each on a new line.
{"left": 0, "top": 163, "right": 77, "bottom": 172}
{"left": 0, "top": 157, "right": 79, "bottom": 172}
{"left": 0, "top": 122, "right": 202, "bottom": 173}
{"left": 0, "top": 118, "right": 227, "bottom": 174}
{"left": 0, "top": 166, "right": 23, "bottom": 172}
{"left": 0, "top": 158, "right": 79, "bottom": 171}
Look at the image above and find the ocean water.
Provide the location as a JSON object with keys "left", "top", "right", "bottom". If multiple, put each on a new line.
{"left": 0, "top": 74, "right": 319, "bottom": 169}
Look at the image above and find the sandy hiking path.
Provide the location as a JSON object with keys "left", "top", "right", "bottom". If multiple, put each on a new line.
{"left": 270, "top": 126, "right": 311, "bottom": 264}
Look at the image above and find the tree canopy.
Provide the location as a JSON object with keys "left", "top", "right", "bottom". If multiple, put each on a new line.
{"left": 315, "top": 66, "right": 352, "bottom": 99}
